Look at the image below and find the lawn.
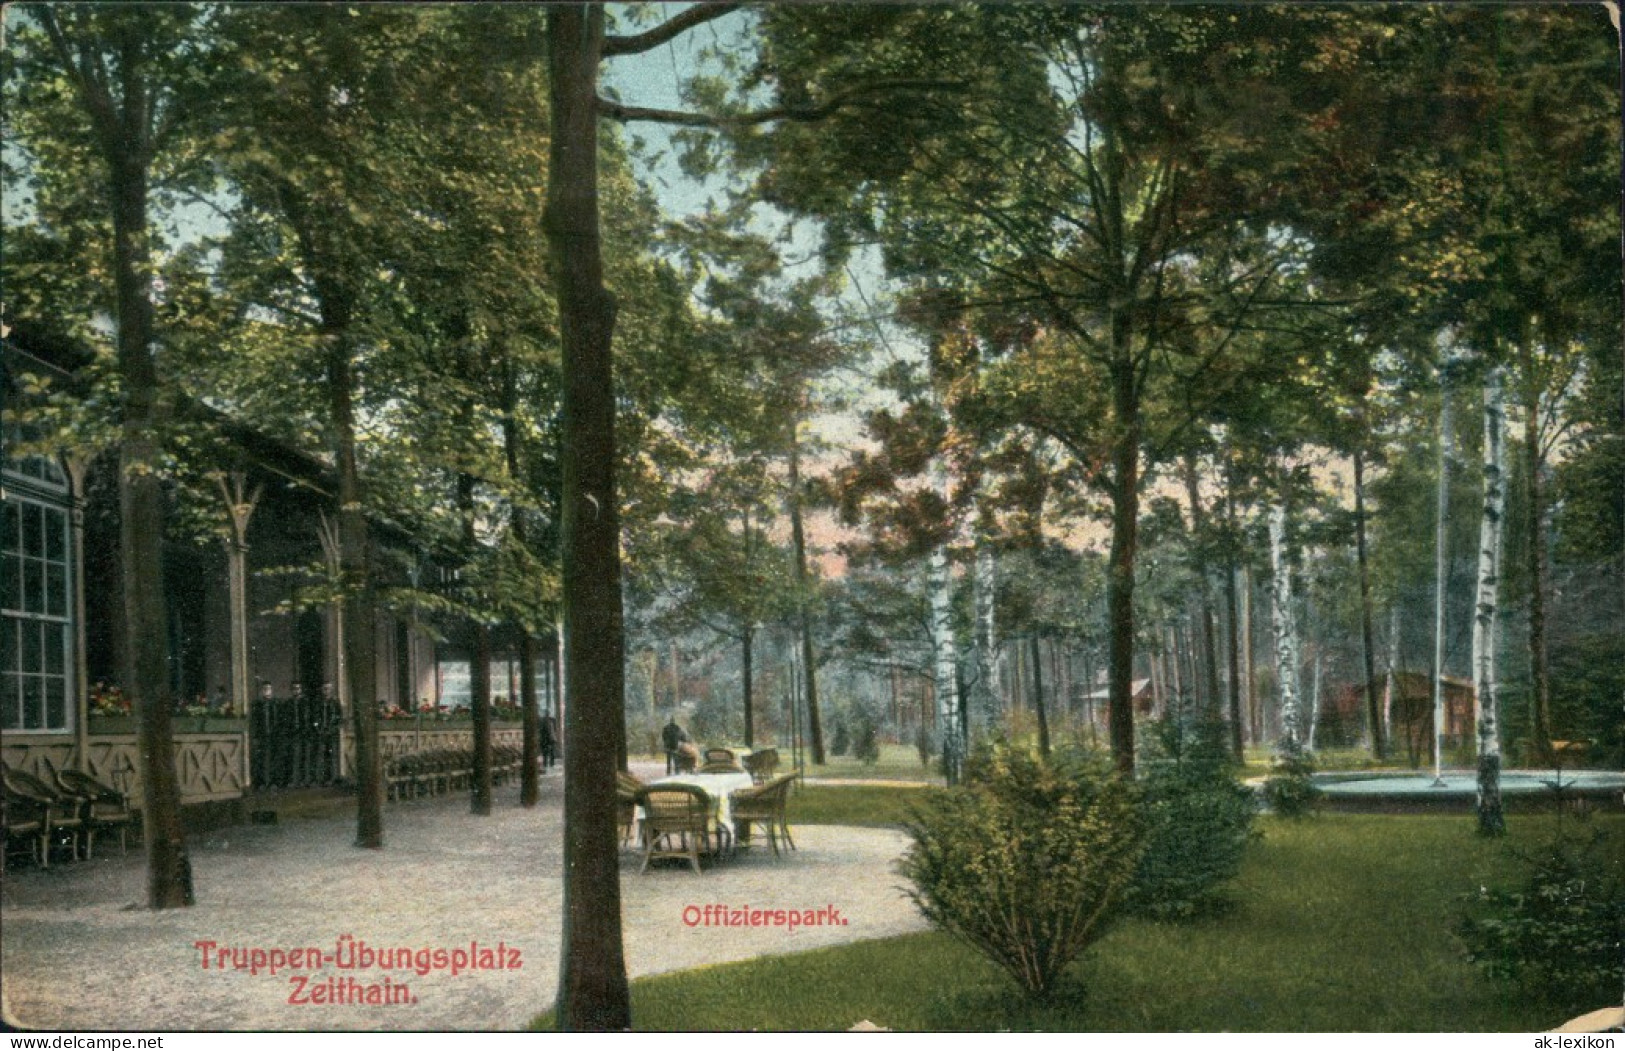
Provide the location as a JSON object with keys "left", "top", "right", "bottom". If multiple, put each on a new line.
{"left": 787, "top": 782, "right": 933, "bottom": 827}
{"left": 800, "top": 743, "right": 944, "bottom": 783}
{"left": 585, "top": 812, "right": 1623, "bottom": 1032}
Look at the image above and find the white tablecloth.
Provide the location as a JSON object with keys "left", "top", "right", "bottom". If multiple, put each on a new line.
{"left": 648, "top": 771, "right": 755, "bottom": 827}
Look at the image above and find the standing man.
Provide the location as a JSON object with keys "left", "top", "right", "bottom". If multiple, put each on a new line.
{"left": 539, "top": 711, "right": 557, "bottom": 772}
{"left": 661, "top": 715, "right": 686, "bottom": 775}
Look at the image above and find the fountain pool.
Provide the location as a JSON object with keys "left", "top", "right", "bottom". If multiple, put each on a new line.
{"left": 1311, "top": 770, "right": 1625, "bottom": 812}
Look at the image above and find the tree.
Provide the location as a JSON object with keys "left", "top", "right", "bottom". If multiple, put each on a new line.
{"left": 544, "top": 5, "right": 633, "bottom": 1027}
{"left": 1473, "top": 365, "right": 1507, "bottom": 835}
{"left": 545, "top": 4, "right": 975, "bottom": 1021}
{"left": 25, "top": 5, "right": 216, "bottom": 908}
{"left": 1268, "top": 504, "right": 1304, "bottom": 754}
{"left": 212, "top": 5, "right": 464, "bottom": 848}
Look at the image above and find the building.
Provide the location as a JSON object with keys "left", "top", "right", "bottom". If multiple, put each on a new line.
{"left": 1323, "top": 671, "right": 1476, "bottom": 760}
{"left": 2, "top": 325, "right": 545, "bottom": 808}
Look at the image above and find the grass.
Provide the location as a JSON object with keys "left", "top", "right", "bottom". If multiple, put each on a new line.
{"left": 547, "top": 812, "right": 1623, "bottom": 1032}
{"left": 788, "top": 783, "right": 933, "bottom": 827}
{"left": 801, "top": 743, "right": 943, "bottom": 783}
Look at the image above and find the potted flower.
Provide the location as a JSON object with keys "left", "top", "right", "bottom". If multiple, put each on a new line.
{"left": 87, "top": 682, "right": 136, "bottom": 735}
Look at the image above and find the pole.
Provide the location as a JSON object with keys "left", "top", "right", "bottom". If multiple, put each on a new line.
{"left": 1432, "top": 346, "right": 1454, "bottom": 787}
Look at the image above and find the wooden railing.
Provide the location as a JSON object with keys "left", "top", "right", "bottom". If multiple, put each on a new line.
{"left": 2, "top": 729, "right": 250, "bottom": 804}
{"left": 3, "top": 722, "right": 524, "bottom": 805}
{"left": 338, "top": 724, "right": 526, "bottom": 778}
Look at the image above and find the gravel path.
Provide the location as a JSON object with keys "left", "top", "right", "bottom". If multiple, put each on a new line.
{"left": 0, "top": 766, "right": 927, "bottom": 1031}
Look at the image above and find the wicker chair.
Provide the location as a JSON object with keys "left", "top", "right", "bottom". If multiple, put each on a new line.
{"left": 1, "top": 764, "right": 84, "bottom": 863}
{"left": 1, "top": 777, "right": 51, "bottom": 870}
{"left": 616, "top": 771, "right": 648, "bottom": 846}
{"left": 742, "top": 747, "right": 779, "bottom": 785}
{"left": 55, "top": 769, "right": 135, "bottom": 858}
{"left": 674, "top": 742, "right": 699, "bottom": 774}
{"left": 700, "top": 747, "right": 743, "bottom": 774}
{"left": 729, "top": 774, "right": 796, "bottom": 856}
{"left": 635, "top": 783, "right": 728, "bottom": 874}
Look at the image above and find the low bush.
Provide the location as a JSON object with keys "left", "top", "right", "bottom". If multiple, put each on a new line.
{"left": 1128, "top": 717, "right": 1259, "bottom": 921}
{"left": 1457, "top": 832, "right": 1625, "bottom": 1014}
{"left": 1262, "top": 749, "right": 1320, "bottom": 818}
{"left": 853, "top": 713, "right": 881, "bottom": 764}
{"left": 830, "top": 719, "right": 850, "bottom": 757}
{"left": 899, "top": 742, "right": 1144, "bottom": 1000}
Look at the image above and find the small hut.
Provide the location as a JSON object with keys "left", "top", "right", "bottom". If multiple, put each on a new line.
{"left": 1325, "top": 671, "right": 1475, "bottom": 762}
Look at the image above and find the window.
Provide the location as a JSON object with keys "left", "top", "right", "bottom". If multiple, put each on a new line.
{"left": 1, "top": 493, "right": 73, "bottom": 732}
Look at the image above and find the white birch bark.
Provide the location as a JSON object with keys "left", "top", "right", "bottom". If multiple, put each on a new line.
{"left": 1384, "top": 603, "right": 1400, "bottom": 749}
{"left": 1269, "top": 504, "right": 1302, "bottom": 753}
{"left": 972, "top": 541, "right": 1000, "bottom": 736}
{"left": 929, "top": 546, "right": 962, "bottom": 782}
{"left": 1307, "top": 648, "right": 1323, "bottom": 752}
{"left": 1474, "top": 366, "right": 1507, "bottom": 834}
{"left": 1240, "top": 564, "right": 1254, "bottom": 745}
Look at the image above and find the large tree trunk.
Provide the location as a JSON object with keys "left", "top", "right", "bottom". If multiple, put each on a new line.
{"left": 1182, "top": 455, "right": 1223, "bottom": 720}
{"left": 1474, "top": 367, "right": 1506, "bottom": 836}
{"left": 39, "top": 4, "right": 194, "bottom": 910}
{"left": 929, "top": 546, "right": 962, "bottom": 783}
{"left": 326, "top": 310, "right": 383, "bottom": 849}
{"left": 786, "top": 435, "right": 825, "bottom": 763}
{"left": 1268, "top": 504, "right": 1302, "bottom": 754}
{"left": 502, "top": 359, "right": 542, "bottom": 808}
{"left": 1242, "top": 564, "right": 1257, "bottom": 747}
{"left": 741, "top": 625, "right": 755, "bottom": 747}
{"left": 1522, "top": 379, "right": 1553, "bottom": 764}
{"left": 1029, "top": 634, "right": 1050, "bottom": 758}
{"left": 1106, "top": 343, "right": 1142, "bottom": 775}
{"left": 114, "top": 149, "right": 194, "bottom": 906}
{"left": 1353, "top": 448, "right": 1385, "bottom": 760}
{"left": 519, "top": 630, "right": 540, "bottom": 807}
{"left": 279, "top": 163, "right": 383, "bottom": 848}
{"left": 1222, "top": 462, "right": 1245, "bottom": 760}
{"left": 545, "top": 5, "right": 630, "bottom": 1029}
{"left": 470, "top": 618, "right": 493, "bottom": 815}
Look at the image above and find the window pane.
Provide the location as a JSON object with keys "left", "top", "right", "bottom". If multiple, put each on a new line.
{"left": 0, "top": 671, "right": 17, "bottom": 729}
{"left": 44, "top": 507, "right": 64, "bottom": 564}
{"left": 22, "top": 559, "right": 41, "bottom": 615}
{"left": 2, "top": 500, "right": 18, "bottom": 556}
{"left": 45, "top": 676, "right": 66, "bottom": 729}
{"left": 45, "top": 562, "right": 65, "bottom": 617}
{"left": 22, "top": 619, "right": 42, "bottom": 672}
{"left": 21, "top": 675, "right": 41, "bottom": 729}
{"left": 22, "top": 503, "right": 41, "bottom": 558}
{"left": 1, "top": 554, "right": 18, "bottom": 612}
{"left": 43, "top": 622, "right": 65, "bottom": 674}
{"left": 1, "top": 614, "right": 15, "bottom": 668}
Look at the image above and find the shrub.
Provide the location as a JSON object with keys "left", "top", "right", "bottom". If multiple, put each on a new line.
{"left": 1262, "top": 749, "right": 1320, "bottom": 818}
{"left": 914, "top": 724, "right": 934, "bottom": 769}
{"left": 830, "top": 719, "right": 850, "bottom": 757}
{"left": 1128, "top": 717, "right": 1259, "bottom": 921}
{"left": 1457, "top": 832, "right": 1625, "bottom": 1014}
{"left": 899, "top": 742, "right": 1144, "bottom": 999}
{"left": 853, "top": 713, "right": 881, "bottom": 765}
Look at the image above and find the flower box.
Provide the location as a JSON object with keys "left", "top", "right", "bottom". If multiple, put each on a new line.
{"left": 195, "top": 717, "right": 248, "bottom": 734}
{"left": 87, "top": 715, "right": 138, "bottom": 736}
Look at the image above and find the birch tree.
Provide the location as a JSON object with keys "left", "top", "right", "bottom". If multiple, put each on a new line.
{"left": 928, "top": 545, "right": 963, "bottom": 783}
{"left": 1269, "top": 504, "right": 1303, "bottom": 754}
{"left": 1473, "top": 365, "right": 1507, "bottom": 835}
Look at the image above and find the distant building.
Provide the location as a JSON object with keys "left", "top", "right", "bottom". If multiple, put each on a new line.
{"left": 1323, "top": 671, "right": 1476, "bottom": 760}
